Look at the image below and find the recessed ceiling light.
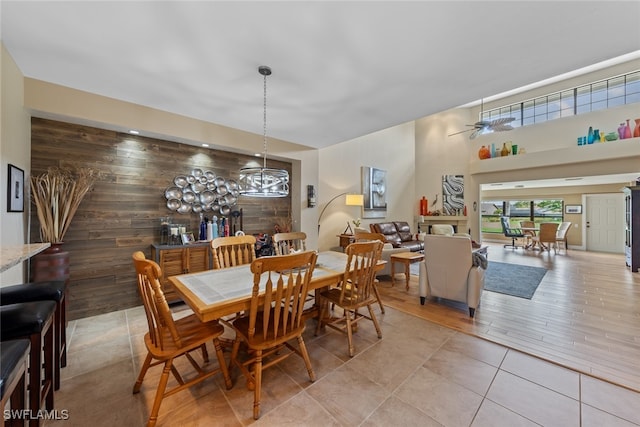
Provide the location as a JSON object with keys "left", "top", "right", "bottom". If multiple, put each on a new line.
{"left": 201, "top": 143, "right": 209, "bottom": 147}
{"left": 128, "top": 130, "right": 139, "bottom": 135}
{"left": 254, "top": 153, "right": 262, "bottom": 157}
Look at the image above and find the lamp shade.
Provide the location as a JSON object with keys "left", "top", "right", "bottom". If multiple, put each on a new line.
{"left": 345, "top": 194, "right": 364, "bottom": 206}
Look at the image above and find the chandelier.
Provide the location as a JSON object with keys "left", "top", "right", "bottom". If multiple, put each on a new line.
{"left": 238, "top": 66, "right": 289, "bottom": 197}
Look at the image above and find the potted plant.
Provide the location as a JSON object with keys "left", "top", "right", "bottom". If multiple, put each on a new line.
{"left": 30, "top": 166, "right": 97, "bottom": 282}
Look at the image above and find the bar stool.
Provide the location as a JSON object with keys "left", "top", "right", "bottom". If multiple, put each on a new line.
{"left": 0, "top": 281, "right": 66, "bottom": 390}
{"left": 0, "top": 339, "right": 30, "bottom": 427}
{"left": 1, "top": 301, "right": 56, "bottom": 427}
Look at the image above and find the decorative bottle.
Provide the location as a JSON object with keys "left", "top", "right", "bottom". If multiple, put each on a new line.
{"left": 501, "top": 142, "right": 509, "bottom": 156}
{"left": 206, "top": 220, "right": 214, "bottom": 241}
{"left": 624, "top": 119, "right": 632, "bottom": 139}
{"left": 420, "top": 196, "right": 428, "bottom": 215}
{"left": 634, "top": 118, "right": 640, "bottom": 138}
{"left": 212, "top": 217, "right": 218, "bottom": 239}
{"left": 593, "top": 129, "right": 600, "bottom": 143}
{"left": 199, "top": 214, "right": 207, "bottom": 241}
{"left": 587, "top": 126, "right": 594, "bottom": 144}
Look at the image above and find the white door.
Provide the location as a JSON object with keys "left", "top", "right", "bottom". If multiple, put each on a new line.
{"left": 585, "top": 193, "right": 624, "bottom": 253}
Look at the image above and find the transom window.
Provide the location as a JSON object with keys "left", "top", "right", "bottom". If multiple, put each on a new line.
{"left": 483, "top": 70, "right": 640, "bottom": 127}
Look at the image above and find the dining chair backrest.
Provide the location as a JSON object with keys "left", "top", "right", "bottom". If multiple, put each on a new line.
{"left": 353, "top": 231, "right": 386, "bottom": 243}
{"left": 211, "top": 235, "right": 257, "bottom": 269}
{"left": 337, "top": 241, "right": 383, "bottom": 307}
{"left": 556, "top": 221, "right": 571, "bottom": 239}
{"left": 248, "top": 251, "right": 318, "bottom": 341}
{"left": 538, "top": 222, "right": 559, "bottom": 244}
{"left": 520, "top": 220, "right": 535, "bottom": 235}
{"left": 132, "top": 251, "right": 182, "bottom": 351}
{"left": 272, "top": 232, "right": 307, "bottom": 255}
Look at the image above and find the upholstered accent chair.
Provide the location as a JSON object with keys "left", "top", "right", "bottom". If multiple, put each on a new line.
{"left": 418, "top": 234, "right": 486, "bottom": 317}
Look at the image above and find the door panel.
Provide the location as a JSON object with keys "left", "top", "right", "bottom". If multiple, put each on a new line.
{"left": 586, "top": 193, "right": 624, "bottom": 253}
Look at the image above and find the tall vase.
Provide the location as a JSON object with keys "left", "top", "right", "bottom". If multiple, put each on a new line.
{"left": 634, "top": 119, "right": 640, "bottom": 138}
{"left": 624, "top": 119, "right": 632, "bottom": 139}
{"left": 30, "top": 242, "right": 70, "bottom": 284}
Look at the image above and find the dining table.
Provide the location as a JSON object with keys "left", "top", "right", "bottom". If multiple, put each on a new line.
{"left": 168, "top": 250, "right": 382, "bottom": 323}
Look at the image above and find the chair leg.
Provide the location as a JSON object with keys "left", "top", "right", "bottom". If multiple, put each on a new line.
{"left": 345, "top": 310, "right": 355, "bottom": 357}
{"left": 133, "top": 353, "right": 153, "bottom": 393}
{"left": 212, "top": 338, "right": 232, "bottom": 390}
{"left": 371, "top": 282, "right": 385, "bottom": 314}
{"left": 367, "top": 304, "right": 383, "bottom": 339}
{"left": 297, "top": 336, "right": 316, "bottom": 382}
{"left": 252, "top": 350, "right": 263, "bottom": 420}
{"left": 147, "top": 360, "right": 173, "bottom": 427}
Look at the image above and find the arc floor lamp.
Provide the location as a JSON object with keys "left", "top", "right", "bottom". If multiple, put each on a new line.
{"left": 317, "top": 193, "right": 364, "bottom": 233}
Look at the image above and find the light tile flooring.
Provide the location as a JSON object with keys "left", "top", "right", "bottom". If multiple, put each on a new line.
{"left": 47, "top": 302, "right": 640, "bottom": 426}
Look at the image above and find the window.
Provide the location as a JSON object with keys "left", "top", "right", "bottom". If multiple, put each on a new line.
{"left": 483, "top": 70, "right": 639, "bottom": 127}
{"left": 481, "top": 199, "right": 563, "bottom": 234}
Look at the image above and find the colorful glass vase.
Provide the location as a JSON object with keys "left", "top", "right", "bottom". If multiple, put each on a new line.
{"left": 634, "top": 118, "right": 640, "bottom": 138}
{"left": 624, "top": 119, "right": 632, "bottom": 139}
{"left": 618, "top": 123, "right": 626, "bottom": 139}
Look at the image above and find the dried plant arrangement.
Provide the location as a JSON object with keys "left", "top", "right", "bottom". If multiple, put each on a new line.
{"left": 30, "top": 167, "right": 97, "bottom": 243}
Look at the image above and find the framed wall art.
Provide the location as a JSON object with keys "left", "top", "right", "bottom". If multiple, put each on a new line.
{"left": 361, "top": 166, "right": 387, "bottom": 218}
{"left": 565, "top": 204, "right": 582, "bottom": 214}
{"left": 7, "top": 164, "right": 25, "bottom": 212}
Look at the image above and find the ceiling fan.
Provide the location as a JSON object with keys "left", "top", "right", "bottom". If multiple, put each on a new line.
{"left": 448, "top": 99, "right": 515, "bottom": 140}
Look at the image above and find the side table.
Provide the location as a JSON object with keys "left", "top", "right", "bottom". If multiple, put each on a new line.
{"left": 337, "top": 234, "right": 355, "bottom": 252}
{"left": 390, "top": 252, "right": 425, "bottom": 290}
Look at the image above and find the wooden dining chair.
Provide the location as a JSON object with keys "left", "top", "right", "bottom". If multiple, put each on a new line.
{"left": 131, "top": 252, "right": 232, "bottom": 427}
{"left": 228, "top": 251, "right": 318, "bottom": 420}
{"left": 532, "top": 222, "right": 560, "bottom": 253}
{"left": 211, "top": 235, "right": 256, "bottom": 269}
{"left": 315, "top": 241, "right": 384, "bottom": 357}
{"left": 556, "top": 221, "right": 572, "bottom": 251}
{"left": 520, "top": 220, "right": 536, "bottom": 248}
{"left": 353, "top": 231, "right": 387, "bottom": 313}
{"left": 272, "top": 231, "right": 307, "bottom": 255}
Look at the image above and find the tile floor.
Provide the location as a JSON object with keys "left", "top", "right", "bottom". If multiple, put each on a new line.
{"left": 48, "top": 303, "right": 640, "bottom": 426}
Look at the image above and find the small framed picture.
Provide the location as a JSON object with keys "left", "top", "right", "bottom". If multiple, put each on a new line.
{"left": 7, "top": 164, "right": 25, "bottom": 212}
{"left": 181, "top": 232, "right": 195, "bottom": 244}
{"left": 565, "top": 204, "right": 582, "bottom": 214}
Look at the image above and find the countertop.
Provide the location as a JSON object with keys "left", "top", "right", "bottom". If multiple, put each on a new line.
{"left": 0, "top": 243, "right": 51, "bottom": 273}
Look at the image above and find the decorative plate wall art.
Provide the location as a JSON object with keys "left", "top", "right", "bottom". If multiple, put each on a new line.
{"left": 165, "top": 169, "right": 239, "bottom": 215}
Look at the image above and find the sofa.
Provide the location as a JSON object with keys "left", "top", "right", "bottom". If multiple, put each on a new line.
{"left": 418, "top": 234, "right": 486, "bottom": 317}
{"left": 370, "top": 221, "right": 424, "bottom": 252}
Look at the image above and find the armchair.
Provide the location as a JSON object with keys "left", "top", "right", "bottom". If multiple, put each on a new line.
{"left": 418, "top": 234, "right": 485, "bottom": 317}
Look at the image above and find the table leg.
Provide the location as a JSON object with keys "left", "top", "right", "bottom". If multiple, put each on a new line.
{"left": 404, "top": 262, "right": 410, "bottom": 291}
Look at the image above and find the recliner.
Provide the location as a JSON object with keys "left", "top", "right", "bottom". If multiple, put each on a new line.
{"left": 418, "top": 234, "right": 486, "bottom": 317}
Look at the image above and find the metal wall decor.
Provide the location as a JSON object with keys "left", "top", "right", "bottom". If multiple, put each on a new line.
{"left": 442, "top": 174, "right": 464, "bottom": 215}
{"left": 361, "top": 166, "right": 387, "bottom": 218}
{"left": 165, "top": 168, "right": 239, "bottom": 215}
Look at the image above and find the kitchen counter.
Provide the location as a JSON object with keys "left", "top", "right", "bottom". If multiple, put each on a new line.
{"left": 0, "top": 243, "right": 51, "bottom": 273}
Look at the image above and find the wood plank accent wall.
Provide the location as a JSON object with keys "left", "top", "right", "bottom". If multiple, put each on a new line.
{"left": 30, "top": 118, "right": 292, "bottom": 320}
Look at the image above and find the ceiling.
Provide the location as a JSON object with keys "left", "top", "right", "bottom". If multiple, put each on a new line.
{"left": 2, "top": 1, "right": 640, "bottom": 192}
{"left": 3, "top": 1, "right": 640, "bottom": 151}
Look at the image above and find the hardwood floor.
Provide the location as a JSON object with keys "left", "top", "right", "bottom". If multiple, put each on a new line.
{"left": 377, "top": 241, "right": 640, "bottom": 392}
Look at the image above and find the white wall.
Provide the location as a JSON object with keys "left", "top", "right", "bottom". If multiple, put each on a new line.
{"left": 1, "top": 44, "right": 31, "bottom": 286}
{"left": 317, "top": 122, "right": 415, "bottom": 251}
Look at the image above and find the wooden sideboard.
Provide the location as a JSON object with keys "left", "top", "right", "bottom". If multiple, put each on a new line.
{"left": 150, "top": 243, "right": 211, "bottom": 303}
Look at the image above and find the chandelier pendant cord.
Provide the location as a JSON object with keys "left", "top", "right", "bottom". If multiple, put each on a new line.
{"left": 262, "top": 70, "right": 268, "bottom": 170}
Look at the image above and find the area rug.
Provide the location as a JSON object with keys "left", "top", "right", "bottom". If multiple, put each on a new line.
{"left": 410, "top": 261, "right": 546, "bottom": 299}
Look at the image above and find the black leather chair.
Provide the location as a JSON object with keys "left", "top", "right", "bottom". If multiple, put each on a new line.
{"left": 1, "top": 302, "right": 56, "bottom": 427}
{"left": 0, "top": 281, "right": 67, "bottom": 391}
{"left": 500, "top": 216, "right": 525, "bottom": 249}
{"left": 1, "top": 339, "right": 30, "bottom": 427}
